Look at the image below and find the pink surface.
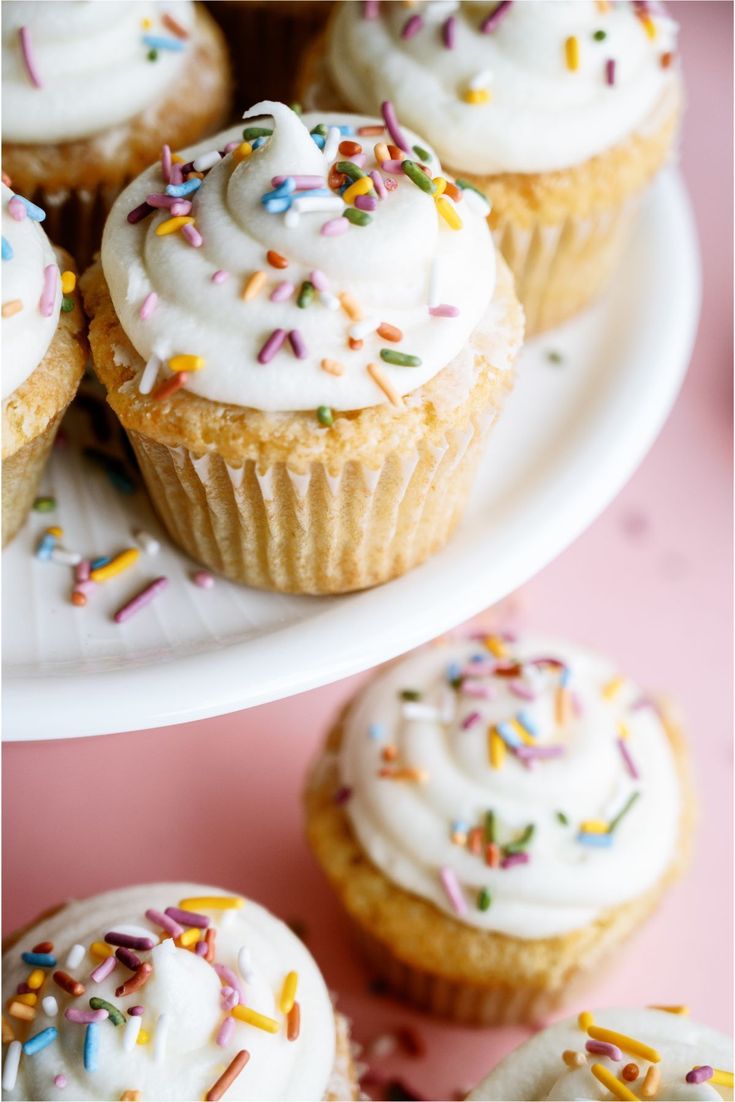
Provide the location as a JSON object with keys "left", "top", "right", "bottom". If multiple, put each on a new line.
{"left": 3, "top": 5, "right": 732, "bottom": 1099}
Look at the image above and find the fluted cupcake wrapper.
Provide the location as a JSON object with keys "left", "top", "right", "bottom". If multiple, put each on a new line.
{"left": 127, "top": 409, "right": 495, "bottom": 595}
{"left": 2, "top": 409, "right": 64, "bottom": 548}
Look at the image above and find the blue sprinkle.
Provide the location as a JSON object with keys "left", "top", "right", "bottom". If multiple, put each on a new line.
{"left": 251, "top": 136, "right": 267, "bottom": 150}
{"left": 34, "top": 535, "right": 56, "bottom": 563}
{"left": 295, "top": 188, "right": 332, "bottom": 199}
{"left": 515, "top": 711, "right": 538, "bottom": 738}
{"left": 446, "top": 662, "right": 461, "bottom": 683}
{"left": 21, "top": 951, "right": 57, "bottom": 967}
{"left": 337, "top": 125, "right": 354, "bottom": 135}
{"left": 15, "top": 196, "right": 46, "bottom": 222}
{"left": 469, "top": 653, "right": 485, "bottom": 663}
{"left": 90, "top": 556, "right": 111, "bottom": 571}
{"left": 577, "top": 831, "right": 614, "bottom": 848}
{"left": 560, "top": 666, "right": 571, "bottom": 687}
{"left": 142, "top": 34, "right": 185, "bottom": 52}
{"left": 2, "top": 236, "right": 13, "bottom": 260}
{"left": 23, "top": 1027, "right": 58, "bottom": 1057}
{"left": 310, "top": 133, "right": 326, "bottom": 149}
{"left": 368, "top": 723, "right": 384, "bottom": 741}
{"left": 83, "top": 1022, "right": 99, "bottom": 1072}
{"left": 262, "top": 196, "right": 291, "bottom": 214}
{"left": 450, "top": 820, "right": 468, "bottom": 835}
{"left": 164, "top": 178, "right": 201, "bottom": 198}
{"left": 496, "top": 722, "right": 522, "bottom": 749}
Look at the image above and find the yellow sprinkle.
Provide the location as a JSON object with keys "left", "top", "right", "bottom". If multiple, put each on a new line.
{"left": 587, "top": 1026, "right": 661, "bottom": 1064}
{"left": 648, "top": 1004, "right": 689, "bottom": 1014}
{"left": 710, "top": 1070, "right": 735, "bottom": 1088}
{"left": 367, "top": 362, "right": 403, "bottom": 407}
{"left": 339, "top": 292, "right": 362, "bottom": 321}
{"left": 432, "top": 177, "right": 447, "bottom": 196}
{"left": 591, "top": 1064, "right": 639, "bottom": 1101}
{"left": 171, "top": 154, "right": 184, "bottom": 164}
{"left": 596, "top": 0, "right": 610, "bottom": 10}
{"left": 232, "top": 142, "right": 252, "bottom": 163}
{"left": 2, "top": 299, "right": 23, "bottom": 317}
{"left": 90, "top": 941, "right": 114, "bottom": 960}
{"left": 136, "top": 1029, "right": 150, "bottom": 1045}
{"left": 46, "top": 526, "right": 63, "bottom": 539}
{"left": 489, "top": 727, "right": 505, "bottom": 769}
{"left": 435, "top": 195, "right": 462, "bottom": 230}
{"left": 485, "top": 635, "right": 507, "bottom": 658}
{"left": 177, "top": 928, "right": 201, "bottom": 948}
{"left": 321, "top": 358, "right": 345, "bottom": 378}
{"left": 231, "top": 1005, "right": 279, "bottom": 1033}
{"left": 641, "top": 1065, "right": 660, "bottom": 1099}
{"left": 141, "top": 17, "right": 152, "bottom": 28}
{"left": 374, "top": 142, "right": 390, "bottom": 163}
{"left": 578, "top": 1010, "right": 595, "bottom": 1030}
{"left": 16, "top": 993, "right": 37, "bottom": 1007}
{"left": 638, "top": 12, "right": 657, "bottom": 39}
{"left": 121, "top": 1093, "right": 141, "bottom": 1102}
{"left": 602, "top": 676, "right": 625, "bottom": 700}
{"left": 510, "top": 718, "right": 536, "bottom": 747}
{"left": 343, "top": 177, "right": 373, "bottom": 204}
{"left": 579, "top": 820, "right": 609, "bottom": 835}
{"left": 155, "top": 215, "right": 194, "bottom": 236}
{"left": 242, "top": 270, "right": 267, "bottom": 302}
{"left": 90, "top": 548, "right": 140, "bottom": 583}
{"left": 618, "top": 721, "right": 630, "bottom": 740}
{"left": 565, "top": 35, "right": 580, "bottom": 72}
{"left": 279, "top": 971, "right": 298, "bottom": 1014}
{"left": 463, "top": 88, "right": 491, "bottom": 105}
{"left": 61, "top": 270, "right": 76, "bottom": 295}
{"left": 26, "top": 970, "right": 45, "bottom": 991}
{"left": 178, "top": 896, "right": 244, "bottom": 911}
{"left": 169, "top": 354, "right": 205, "bottom": 374}
{"left": 562, "top": 1050, "right": 585, "bottom": 1068}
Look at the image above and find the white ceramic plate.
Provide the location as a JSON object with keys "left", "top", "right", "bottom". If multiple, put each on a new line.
{"left": 2, "top": 172, "right": 700, "bottom": 741}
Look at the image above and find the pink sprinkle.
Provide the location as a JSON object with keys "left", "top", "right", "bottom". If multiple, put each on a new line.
{"left": 75, "top": 559, "right": 91, "bottom": 584}
{"left": 429, "top": 304, "right": 460, "bottom": 317}
{"left": 501, "top": 852, "right": 530, "bottom": 869}
{"left": 606, "top": 58, "right": 617, "bottom": 86}
{"left": 193, "top": 570, "right": 214, "bottom": 589}
{"left": 461, "top": 711, "right": 481, "bottom": 730}
{"left": 19, "top": 25, "right": 43, "bottom": 88}
{"left": 113, "top": 576, "right": 169, "bottom": 624}
{"left": 65, "top": 1008, "right": 108, "bottom": 1024}
{"left": 586, "top": 1040, "right": 623, "bottom": 1061}
{"left": 223, "top": 141, "right": 239, "bottom": 154}
{"left": 90, "top": 956, "right": 117, "bottom": 984}
{"left": 481, "top": 0, "right": 513, "bottom": 33}
{"left": 402, "top": 13, "right": 423, "bottom": 38}
{"left": 443, "top": 15, "right": 456, "bottom": 48}
{"left": 439, "top": 866, "right": 467, "bottom": 916}
{"left": 288, "top": 329, "right": 307, "bottom": 359}
{"left": 355, "top": 194, "right": 377, "bottom": 212}
{"left": 310, "top": 269, "right": 328, "bottom": 291}
{"left": 270, "top": 280, "right": 294, "bottom": 302}
{"left": 170, "top": 162, "right": 183, "bottom": 187}
{"left": 370, "top": 170, "right": 387, "bottom": 199}
{"left": 74, "top": 580, "right": 96, "bottom": 597}
{"left": 54, "top": 1076, "right": 67, "bottom": 1089}
{"left": 272, "top": 175, "right": 324, "bottom": 189}
{"left": 617, "top": 737, "right": 640, "bottom": 779}
{"left": 145, "top": 908, "right": 183, "bottom": 938}
{"left": 170, "top": 200, "right": 192, "bottom": 217}
{"left": 213, "top": 964, "right": 245, "bottom": 1005}
{"left": 221, "top": 988, "right": 239, "bottom": 1011}
{"left": 39, "top": 264, "right": 58, "bottom": 317}
{"left": 7, "top": 196, "right": 26, "bottom": 221}
{"left": 351, "top": 152, "right": 367, "bottom": 168}
{"left": 182, "top": 223, "right": 203, "bottom": 247}
{"left": 212, "top": 270, "right": 229, "bottom": 284}
{"left": 140, "top": 292, "right": 158, "bottom": 320}
{"left": 381, "top": 159, "right": 404, "bottom": 174}
{"left": 509, "top": 679, "right": 536, "bottom": 701}
{"left": 514, "top": 745, "right": 565, "bottom": 761}
{"left": 128, "top": 1006, "right": 145, "bottom": 1017}
{"left": 257, "top": 327, "right": 287, "bottom": 364}
{"left": 216, "top": 1017, "right": 236, "bottom": 1047}
{"left": 321, "top": 217, "right": 349, "bottom": 237}
{"left": 146, "top": 193, "right": 178, "bottom": 209}
{"left": 195, "top": 941, "right": 208, "bottom": 957}
{"left": 381, "top": 100, "right": 411, "bottom": 152}
{"left": 161, "top": 144, "right": 172, "bottom": 184}
{"left": 461, "top": 681, "right": 498, "bottom": 700}
{"left": 384, "top": 178, "right": 398, "bottom": 192}
{"left": 363, "top": 0, "right": 379, "bottom": 18}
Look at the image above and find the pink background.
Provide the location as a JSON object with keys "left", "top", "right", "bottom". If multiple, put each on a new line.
{"left": 3, "top": 5, "right": 732, "bottom": 1099}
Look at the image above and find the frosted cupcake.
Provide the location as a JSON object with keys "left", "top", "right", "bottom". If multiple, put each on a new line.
{"left": 1, "top": 882, "right": 358, "bottom": 1100}
{"left": 298, "top": 0, "right": 682, "bottom": 334}
{"left": 81, "top": 101, "right": 523, "bottom": 594}
{"left": 305, "top": 633, "right": 692, "bottom": 1024}
{"left": 2, "top": 185, "right": 87, "bottom": 546}
{"left": 466, "top": 1007, "right": 733, "bottom": 1100}
{"left": 2, "top": 1, "right": 231, "bottom": 266}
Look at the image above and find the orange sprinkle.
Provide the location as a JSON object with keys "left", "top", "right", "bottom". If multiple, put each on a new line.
{"left": 53, "top": 971, "right": 84, "bottom": 997}
{"left": 162, "top": 11, "right": 189, "bottom": 37}
{"left": 563, "top": 1050, "right": 585, "bottom": 1068}
{"left": 379, "top": 767, "right": 427, "bottom": 782}
{"left": 388, "top": 143, "right": 405, "bottom": 161}
{"left": 443, "top": 181, "right": 462, "bottom": 203}
{"left": 320, "top": 358, "right": 345, "bottom": 376}
{"left": 2, "top": 1016, "right": 14, "bottom": 1043}
{"left": 151, "top": 372, "right": 188, "bottom": 401}
{"left": 348, "top": 337, "right": 363, "bottom": 351}
{"left": 358, "top": 124, "right": 386, "bottom": 136}
{"left": 467, "top": 826, "right": 483, "bottom": 855}
{"left": 339, "top": 292, "right": 362, "bottom": 321}
{"left": 266, "top": 250, "right": 288, "bottom": 269}
{"left": 377, "top": 322, "right": 403, "bottom": 343}
{"left": 339, "top": 140, "right": 362, "bottom": 157}
{"left": 242, "top": 270, "right": 267, "bottom": 302}
{"left": 7, "top": 1001, "right": 35, "bottom": 1022}
{"left": 1, "top": 170, "right": 12, "bottom": 188}
{"left": 485, "top": 842, "right": 501, "bottom": 867}
{"left": 204, "top": 928, "right": 217, "bottom": 963}
{"left": 381, "top": 744, "right": 398, "bottom": 762}
{"left": 2, "top": 300, "right": 22, "bottom": 317}
{"left": 622, "top": 1064, "right": 640, "bottom": 1082}
{"left": 367, "top": 362, "right": 403, "bottom": 406}
{"left": 287, "top": 1002, "right": 300, "bottom": 1042}
{"left": 120, "top": 1093, "right": 142, "bottom": 1102}
{"left": 661, "top": 51, "right": 674, "bottom": 68}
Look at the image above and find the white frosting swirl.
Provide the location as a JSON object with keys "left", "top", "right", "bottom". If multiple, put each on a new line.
{"left": 337, "top": 635, "right": 681, "bottom": 937}
{"left": 1, "top": 883, "right": 336, "bottom": 1101}
{"left": 2, "top": 1, "right": 195, "bottom": 144}
{"left": 467, "top": 1008, "right": 733, "bottom": 1100}
{"left": 327, "top": 1, "right": 678, "bottom": 174}
{"left": 1, "top": 185, "right": 60, "bottom": 401}
{"left": 101, "top": 102, "right": 496, "bottom": 412}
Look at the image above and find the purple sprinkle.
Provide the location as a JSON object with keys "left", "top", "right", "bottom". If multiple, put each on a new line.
{"left": 217, "top": 1016, "right": 236, "bottom": 1047}
{"left": 380, "top": 158, "right": 404, "bottom": 174}
{"left": 105, "top": 932, "right": 155, "bottom": 951}
{"left": 288, "top": 329, "right": 307, "bottom": 359}
{"left": 586, "top": 1040, "right": 623, "bottom": 1061}
{"left": 370, "top": 170, "right": 387, "bottom": 199}
{"left": 606, "top": 58, "right": 616, "bottom": 86}
{"left": 321, "top": 217, "right": 349, "bottom": 237}
{"left": 115, "top": 947, "right": 142, "bottom": 971}
{"left": 429, "top": 304, "right": 460, "bottom": 317}
{"left": 127, "top": 201, "right": 154, "bottom": 225}
{"left": 212, "top": 964, "right": 245, "bottom": 1005}
{"left": 686, "top": 1067, "right": 714, "bottom": 1084}
{"left": 170, "top": 162, "right": 183, "bottom": 186}
{"left": 270, "top": 280, "right": 294, "bottom": 302}
{"left": 310, "top": 269, "right": 328, "bottom": 291}
{"left": 212, "top": 270, "right": 229, "bottom": 284}
{"left": 178, "top": 160, "right": 196, "bottom": 176}
{"left": 355, "top": 194, "right": 377, "bottom": 212}
{"left": 443, "top": 15, "right": 456, "bottom": 48}
{"left": 90, "top": 956, "right": 116, "bottom": 984}
{"left": 381, "top": 100, "right": 411, "bottom": 153}
{"left": 481, "top": 0, "right": 513, "bottom": 33}
{"left": 351, "top": 152, "right": 367, "bottom": 168}
{"left": 617, "top": 737, "right": 639, "bottom": 779}
{"left": 514, "top": 745, "right": 565, "bottom": 761}
{"left": 140, "top": 292, "right": 158, "bottom": 320}
{"left": 501, "top": 852, "right": 530, "bottom": 869}
{"left": 257, "top": 327, "right": 287, "bottom": 365}
{"left": 182, "top": 223, "right": 203, "bottom": 247}
{"left": 65, "top": 1008, "right": 108, "bottom": 1024}
{"left": 461, "top": 711, "right": 481, "bottom": 730}
{"left": 334, "top": 785, "right": 353, "bottom": 805}
{"left": 165, "top": 906, "right": 210, "bottom": 929}
{"left": 146, "top": 193, "right": 178, "bottom": 209}
{"left": 161, "top": 144, "right": 172, "bottom": 184}
{"left": 402, "top": 13, "right": 423, "bottom": 38}
{"left": 128, "top": 1006, "right": 145, "bottom": 1017}
{"left": 145, "top": 908, "right": 183, "bottom": 938}
{"left": 195, "top": 941, "right": 208, "bottom": 957}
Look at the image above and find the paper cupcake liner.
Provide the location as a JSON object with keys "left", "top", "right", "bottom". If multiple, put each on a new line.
{"left": 2, "top": 408, "right": 64, "bottom": 548}
{"left": 127, "top": 409, "right": 495, "bottom": 594}
{"left": 491, "top": 198, "right": 640, "bottom": 336}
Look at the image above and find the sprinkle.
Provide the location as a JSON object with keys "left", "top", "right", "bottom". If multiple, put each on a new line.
{"left": 146, "top": 908, "right": 183, "bottom": 937}
{"left": 710, "top": 1070, "right": 735, "bottom": 1088}
{"left": 138, "top": 291, "right": 158, "bottom": 320}
{"left": 563, "top": 1050, "right": 586, "bottom": 1068}
{"left": 622, "top": 1064, "right": 640, "bottom": 1082}
{"left": 39, "top": 264, "right": 58, "bottom": 317}
{"left": 19, "top": 25, "right": 43, "bottom": 87}
{"left": 606, "top": 58, "right": 617, "bottom": 85}
{"left": 155, "top": 215, "right": 194, "bottom": 236}
{"left": 115, "top": 962, "right": 152, "bottom": 997}
{"left": 317, "top": 406, "right": 334, "bottom": 427}
{"left": 65, "top": 1007, "right": 109, "bottom": 1024}
{"left": 139, "top": 355, "right": 161, "bottom": 394}
{"left": 587, "top": 1039, "right": 623, "bottom": 1060}
{"left": 280, "top": 972, "right": 298, "bottom": 1014}
{"left": 41, "top": 996, "right": 58, "bottom": 1017}
{"left": 637, "top": 12, "right": 657, "bottom": 39}
{"left": 152, "top": 372, "right": 188, "bottom": 400}
{"left": 181, "top": 896, "right": 243, "bottom": 911}
{"left": 2, "top": 299, "right": 22, "bottom": 317}
{"left": 165, "top": 178, "right": 201, "bottom": 199}
{"left": 343, "top": 177, "right": 373, "bottom": 204}
{"left": 477, "top": 887, "right": 492, "bottom": 911}
{"left": 212, "top": 269, "right": 229, "bottom": 284}
{"left": 443, "top": 14, "right": 456, "bottom": 47}
{"left": 608, "top": 790, "right": 641, "bottom": 832}
{"left": 686, "top": 1067, "right": 713, "bottom": 1085}
{"left": 321, "top": 358, "right": 344, "bottom": 377}
{"left": 617, "top": 737, "right": 639, "bottom": 779}
{"left": 504, "top": 824, "right": 535, "bottom": 854}
{"left": 641, "top": 1065, "right": 661, "bottom": 1097}
{"left": 7, "top": 196, "right": 26, "bottom": 222}
{"left": 53, "top": 971, "right": 84, "bottom": 997}
{"left": 123, "top": 1014, "right": 142, "bottom": 1052}
{"left": 232, "top": 142, "right": 252, "bottom": 164}
{"left": 90, "top": 548, "right": 139, "bottom": 583}
{"left": 90, "top": 942, "right": 114, "bottom": 960}
{"left": 287, "top": 1003, "right": 300, "bottom": 1041}
{"left": 439, "top": 866, "right": 467, "bottom": 916}
{"left": 258, "top": 328, "right": 287, "bottom": 364}
{"left": 578, "top": 831, "right": 613, "bottom": 847}
{"left": 649, "top": 1004, "right": 690, "bottom": 1014}
{"left": 206, "top": 1050, "right": 250, "bottom": 1101}
{"left": 192, "top": 150, "right": 220, "bottom": 173}
{"left": 1, "top": 236, "right": 13, "bottom": 260}
{"left": 26, "top": 969, "right": 45, "bottom": 991}
{"left": 153, "top": 1013, "right": 169, "bottom": 1063}
{"left": 242, "top": 270, "right": 267, "bottom": 302}
{"left": 481, "top": 0, "right": 513, "bottom": 32}
{"left": 23, "top": 1026, "right": 57, "bottom": 1056}
{"left": 271, "top": 280, "right": 294, "bottom": 302}
{"left": 463, "top": 88, "right": 490, "bottom": 105}
{"left": 338, "top": 292, "right": 362, "bottom": 321}
{"left": 90, "top": 956, "right": 117, "bottom": 984}
{"left": 343, "top": 207, "right": 371, "bottom": 226}
{"left": 166, "top": 905, "right": 210, "bottom": 927}
{"left": 380, "top": 348, "right": 421, "bottom": 367}
{"left": 266, "top": 250, "right": 288, "bottom": 270}
{"left": 231, "top": 1005, "right": 279, "bottom": 1033}
{"left": 381, "top": 100, "right": 410, "bottom": 152}
{"left": 321, "top": 217, "right": 349, "bottom": 236}
{"left": 436, "top": 195, "right": 463, "bottom": 230}
{"left": 142, "top": 33, "right": 184, "bottom": 51}
{"left": 590, "top": 1064, "right": 639, "bottom": 1101}
{"left": 402, "top": 13, "right": 423, "bottom": 38}
{"left": 587, "top": 1026, "right": 660, "bottom": 1064}
{"left": 602, "top": 675, "right": 625, "bottom": 699}
{"left": 8, "top": 1002, "right": 35, "bottom": 1022}
{"left": 565, "top": 35, "right": 580, "bottom": 71}
{"left": 297, "top": 280, "right": 315, "bottom": 308}
{"left": 182, "top": 223, "right": 203, "bottom": 247}
{"left": 489, "top": 727, "right": 506, "bottom": 769}
{"left": 500, "top": 851, "right": 530, "bottom": 869}
{"left": 1, "top": 1042, "right": 21, "bottom": 1090}
{"left": 429, "top": 304, "right": 460, "bottom": 318}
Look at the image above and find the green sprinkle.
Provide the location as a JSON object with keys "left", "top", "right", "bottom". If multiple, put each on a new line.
{"left": 310, "top": 123, "right": 328, "bottom": 137}
{"left": 593, "top": 29, "right": 607, "bottom": 41}
{"left": 147, "top": 48, "right": 158, "bottom": 61}
{"left": 556, "top": 810, "right": 569, "bottom": 826}
{"left": 412, "top": 143, "right": 431, "bottom": 162}
{"left": 316, "top": 405, "right": 333, "bottom": 427}
{"left": 400, "top": 689, "right": 422, "bottom": 702}
{"left": 33, "top": 496, "right": 55, "bottom": 513}
{"left": 297, "top": 280, "right": 315, "bottom": 309}
{"left": 344, "top": 207, "right": 372, "bottom": 227}
{"left": 504, "top": 823, "right": 535, "bottom": 855}
{"left": 380, "top": 348, "right": 422, "bottom": 367}
{"left": 608, "top": 791, "right": 641, "bottom": 833}
{"left": 335, "top": 160, "right": 367, "bottom": 181}
{"left": 61, "top": 295, "right": 74, "bottom": 313}
{"left": 290, "top": 102, "right": 303, "bottom": 115}
{"left": 477, "top": 887, "right": 492, "bottom": 912}
{"left": 456, "top": 178, "right": 489, "bottom": 201}
{"left": 402, "top": 160, "right": 435, "bottom": 194}
{"left": 484, "top": 810, "right": 496, "bottom": 843}
{"left": 242, "top": 126, "right": 272, "bottom": 141}
{"left": 547, "top": 349, "right": 564, "bottom": 364}
{"left": 89, "top": 998, "right": 125, "bottom": 1026}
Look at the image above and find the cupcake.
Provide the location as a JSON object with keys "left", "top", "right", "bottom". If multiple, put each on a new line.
{"left": 466, "top": 1006, "right": 733, "bottom": 1100}
{"left": 2, "top": 185, "right": 87, "bottom": 546}
{"left": 298, "top": 1, "right": 682, "bottom": 334}
{"left": 1, "top": 882, "right": 359, "bottom": 1100}
{"left": 80, "top": 101, "right": 523, "bottom": 595}
{"left": 305, "top": 632, "right": 692, "bottom": 1024}
{"left": 2, "top": 1, "right": 232, "bottom": 267}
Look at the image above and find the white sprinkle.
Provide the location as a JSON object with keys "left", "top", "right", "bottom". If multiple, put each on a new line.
{"left": 284, "top": 208, "right": 300, "bottom": 229}
{"left": 428, "top": 258, "right": 440, "bottom": 308}
{"left": 193, "top": 149, "right": 221, "bottom": 172}
{"left": 2, "top": 1041, "right": 21, "bottom": 1091}
{"left": 153, "top": 1013, "right": 168, "bottom": 1063}
{"left": 123, "top": 1013, "right": 141, "bottom": 1052}
{"left": 291, "top": 196, "right": 344, "bottom": 214}
{"left": 50, "top": 546, "right": 82, "bottom": 566}
{"left": 42, "top": 996, "right": 59, "bottom": 1017}
{"left": 319, "top": 291, "right": 340, "bottom": 311}
{"left": 469, "top": 68, "right": 492, "bottom": 91}
{"left": 133, "top": 528, "right": 160, "bottom": 556}
{"left": 349, "top": 318, "right": 378, "bottom": 340}
{"left": 237, "top": 946, "right": 255, "bottom": 984}
{"left": 139, "top": 354, "right": 161, "bottom": 395}
{"left": 65, "top": 943, "right": 85, "bottom": 970}
{"left": 323, "top": 126, "right": 342, "bottom": 163}
{"left": 402, "top": 702, "right": 441, "bottom": 721}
